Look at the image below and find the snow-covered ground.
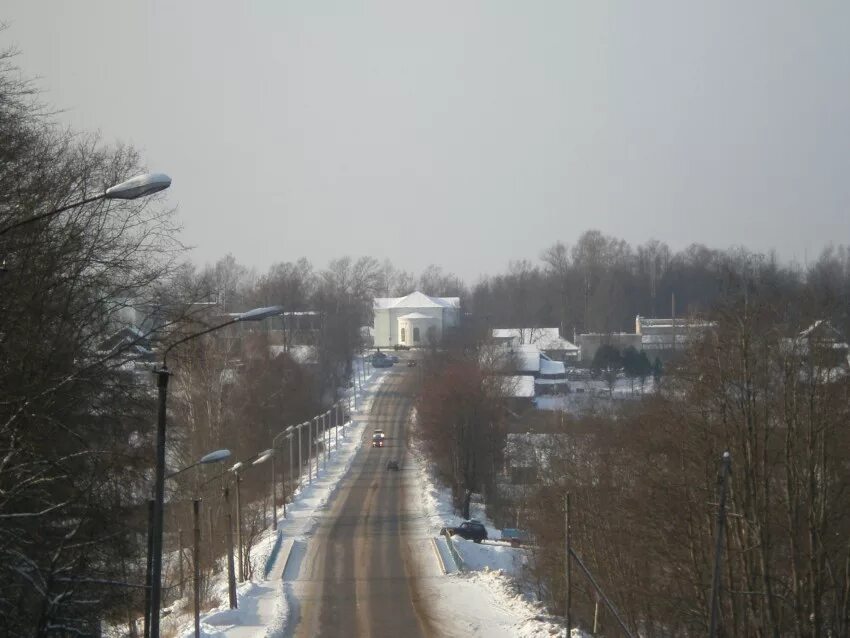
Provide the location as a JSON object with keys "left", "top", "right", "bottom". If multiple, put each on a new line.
{"left": 160, "top": 361, "right": 389, "bottom": 638}
{"left": 535, "top": 377, "right": 655, "bottom": 414}
{"left": 406, "top": 410, "right": 570, "bottom": 638}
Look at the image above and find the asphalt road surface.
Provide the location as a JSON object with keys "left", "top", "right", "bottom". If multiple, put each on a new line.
{"left": 288, "top": 361, "right": 434, "bottom": 638}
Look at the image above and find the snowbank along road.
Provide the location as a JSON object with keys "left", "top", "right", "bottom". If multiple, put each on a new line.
{"left": 287, "top": 360, "right": 435, "bottom": 637}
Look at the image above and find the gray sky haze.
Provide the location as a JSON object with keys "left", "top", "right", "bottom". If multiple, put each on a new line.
{"left": 4, "top": 1, "right": 849, "bottom": 280}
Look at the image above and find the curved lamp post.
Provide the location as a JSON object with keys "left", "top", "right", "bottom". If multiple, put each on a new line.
{"left": 166, "top": 448, "right": 232, "bottom": 480}
{"left": 148, "top": 306, "right": 282, "bottom": 638}
{"left": 0, "top": 172, "right": 172, "bottom": 237}
{"left": 143, "top": 448, "right": 230, "bottom": 638}
{"left": 232, "top": 450, "right": 273, "bottom": 582}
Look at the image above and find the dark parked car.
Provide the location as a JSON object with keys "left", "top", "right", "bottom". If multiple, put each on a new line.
{"left": 386, "top": 460, "right": 399, "bottom": 471}
{"left": 442, "top": 520, "right": 488, "bottom": 543}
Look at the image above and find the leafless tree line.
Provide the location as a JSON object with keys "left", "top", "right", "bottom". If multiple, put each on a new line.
{"left": 505, "top": 296, "right": 850, "bottom": 636}
{"left": 469, "top": 230, "right": 850, "bottom": 341}
{"left": 0, "top": 44, "right": 182, "bottom": 635}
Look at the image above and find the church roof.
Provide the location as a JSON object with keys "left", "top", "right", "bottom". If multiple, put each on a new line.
{"left": 398, "top": 312, "right": 431, "bottom": 320}
{"left": 374, "top": 291, "right": 460, "bottom": 310}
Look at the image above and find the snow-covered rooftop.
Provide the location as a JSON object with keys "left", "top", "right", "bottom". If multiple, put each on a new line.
{"left": 398, "top": 312, "right": 432, "bottom": 320}
{"left": 492, "top": 327, "right": 579, "bottom": 352}
{"left": 539, "top": 357, "right": 566, "bottom": 376}
{"left": 374, "top": 291, "right": 459, "bottom": 310}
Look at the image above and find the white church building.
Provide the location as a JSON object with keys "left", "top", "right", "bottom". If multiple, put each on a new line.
{"left": 373, "top": 291, "right": 460, "bottom": 348}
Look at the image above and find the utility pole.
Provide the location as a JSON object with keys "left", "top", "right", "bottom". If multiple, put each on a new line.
{"left": 322, "top": 412, "right": 328, "bottom": 470}
{"left": 314, "top": 416, "right": 320, "bottom": 479}
{"left": 143, "top": 499, "right": 154, "bottom": 638}
{"left": 192, "top": 499, "right": 201, "bottom": 638}
{"left": 565, "top": 493, "right": 572, "bottom": 633}
{"left": 297, "top": 422, "right": 303, "bottom": 487}
{"left": 709, "top": 452, "right": 732, "bottom": 637}
{"left": 334, "top": 404, "right": 339, "bottom": 450}
{"left": 288, "top": 429, "right": 295, "bottom": 505}
{"left": 223, "top": 486, "right": 237, "bottom": 609}
{"left": 271, "top": 448, "right": 278, "bottom": 531}
{"left": 235, "top": 470, "right": 244, "bottom": 582}
{"left": 307, "top": 419, "right": 313, "bottom": 484}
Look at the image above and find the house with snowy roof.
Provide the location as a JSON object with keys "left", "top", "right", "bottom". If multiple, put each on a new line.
{"left": 486, "top": 341, "right": 567, "bottom": 395}
{"left": 372, "top": 291, "right": 460, "bottom": 348}
{"left": 491, "top": 328, "right": 580, "bottom": 362}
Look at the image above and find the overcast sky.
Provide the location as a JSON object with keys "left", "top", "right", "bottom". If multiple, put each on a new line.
{"left": 4, "top": 1, "right": 849, "bottom": 281}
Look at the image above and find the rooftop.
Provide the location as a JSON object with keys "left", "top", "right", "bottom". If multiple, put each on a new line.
{"left": 492, "top": 327, "right": 579, "bottom": 352}
{"left": 374, "top": 291, "right": 460, "bottom": 310}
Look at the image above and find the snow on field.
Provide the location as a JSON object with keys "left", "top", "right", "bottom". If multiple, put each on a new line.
{"left": 160, "top": 362, "right": 388, "bottom": 638}
{"left": 407, "top": 408, "right": 568, "bottom": 638}
{"left": 535, "top": 377, "right": 656, "bottom": 414}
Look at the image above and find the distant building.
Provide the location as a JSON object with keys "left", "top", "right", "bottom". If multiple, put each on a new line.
{"left": 372, "top": 291, "right": 460, "bottom": 348}
{"left": 782, "top": 320, "right": 850, "bottom": 372}
{"left": 489, "top": 342, "right": 567, "bottom": 395}
{"left": 636, "top": 315, "right": 715, "bottom": 361}
{"left": 491, "top": 328, "right": 580, "bottom": 363}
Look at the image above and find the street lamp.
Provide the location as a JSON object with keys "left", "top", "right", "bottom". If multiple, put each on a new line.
{"left": 143, "top": 448, "right": 230, "bottom": 638}
{"left": 148, "top": 305, "right": 282, "bottom": 638}
{"left": 272, "top": 426, "right": 295, "bottom": 530}
{"left": 166, "top": 449, "right": 232, "bottom": 479}
{"left": 0, "top": 172, "right": 172, "bottom": 237}
{"left": 232, "top": 450, "right": 272, "bottom": 582}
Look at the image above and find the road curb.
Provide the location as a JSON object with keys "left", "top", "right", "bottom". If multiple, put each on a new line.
{"left": 442, "top": 532, "right": 467, "bottom": 572}
{"left": 431, "top": 537, "right": 448, "bottom": 574}
{"left": 263, "top": 530, "right": 283, "bottom": 579}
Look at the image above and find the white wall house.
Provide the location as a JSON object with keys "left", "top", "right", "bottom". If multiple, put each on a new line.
{"left": 373, "top": 291, "right": 460, "bottom": 348}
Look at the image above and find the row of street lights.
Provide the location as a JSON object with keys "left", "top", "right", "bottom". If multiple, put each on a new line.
{"left": 148, "top": 305, "right": 284, "bottom": 638}
{"left": 2, "top": 177, "right": 367, "bottom": 637}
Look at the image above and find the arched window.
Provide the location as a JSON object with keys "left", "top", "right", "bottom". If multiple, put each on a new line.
{"left": 400, "top": 327, "right": 406, "bottom": 343}
{"left": 413, "top": 327, "right": 421, "bottom": 342}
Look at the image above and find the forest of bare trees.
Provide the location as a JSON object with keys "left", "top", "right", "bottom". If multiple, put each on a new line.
{"left": 0, "top": 44, "right": 182, "bottom": 634}
{"left": 417, "top": 240, "right": 850, "bottom": 636}
{"left": 470, "top": 231, "right": 850, "bottom": 342}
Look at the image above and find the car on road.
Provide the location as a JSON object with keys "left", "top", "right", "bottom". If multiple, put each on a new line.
{"left": 407, "top": 360, "right": 417, "bottom": 367}
{"left": 371, "top": 429, "right": 386, "bottom": 447}
{"left": 442, "top": 520, "right": 488, "bottom": 543}
{"left": 371, "top": 437, "right": 385, "bottom": 448}
{"left": 388, "top": 354, "right": 399, "bottom": 363}
{"left": 386, "top": 460, "right": 399, "bottom": 471}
